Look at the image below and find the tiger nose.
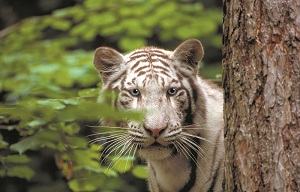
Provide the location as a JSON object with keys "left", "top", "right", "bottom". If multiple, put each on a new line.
{"left": 144, "top": 126, "right": 166, "bottom": 138}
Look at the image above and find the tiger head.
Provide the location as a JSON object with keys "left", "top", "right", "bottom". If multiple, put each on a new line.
{"left": 93, "top": 39, "right": 206, "bottom": 161}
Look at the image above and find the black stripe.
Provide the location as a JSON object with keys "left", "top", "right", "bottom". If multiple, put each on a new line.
{"left": 130, "top": 59, "right": 147, "bottom": 70}
{"left": 156, "top": 70, "right": 171, "bottom": 78}
{"left": 152, "top": 64, "right": 169, "bottom": 72}
{"left": 191, "top": 87, "right": 198, "bottom": 103}
{"left": 133, "top": 65, "right": 148, "bottom": 73}
{"left": 106, "top": 71, "right": 127, "bottom": 90}
{"left": 179, "top": 138, "right": 199, "bottom": 192}
{"left": 207, "top": 159, "right": 222, "bottom": 192}
{"left": 183, "top": 88, "right": 194, "bottom": 125}
{"left": 179, "top": 88, "right": 196, "bottom": 191}
{"left": 209, "top": 128, "right": 223, "bottom": 177}
{"left": 137, "top": 70, "right": 149, "bottom": 76}
{"left": 149, "top": 164, "right": 163, "bottom": 192}
{"left": 130, "top": 49, "right": 170, "bottom": 59}
{"left": 179, "top": 87, "right": 200, "bottom": 192}
{"left": 156, "top": 58, "right": 172, "bottom": 67}
{"left": 149, "top": 164, "right": 156, "bottom": 192}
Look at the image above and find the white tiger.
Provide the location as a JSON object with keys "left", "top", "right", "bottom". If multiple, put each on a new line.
{"left": 93, "top": 39, "right": 224, "bottom": 192}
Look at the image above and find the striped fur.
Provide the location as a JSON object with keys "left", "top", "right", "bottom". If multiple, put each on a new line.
{"left": 93, "top": 39, "right": 224, "bottom": 192}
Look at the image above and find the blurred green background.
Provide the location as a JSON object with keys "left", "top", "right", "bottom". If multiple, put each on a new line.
{"left": 0, "top": 0, "right": 222, "bottom": 191}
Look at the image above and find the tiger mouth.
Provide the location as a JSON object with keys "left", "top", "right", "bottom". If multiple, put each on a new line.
{"left": 143, "top": 142, "right": 178, "bottom": 157}
{"left": 150, "top": 141, "right": 162, "bottom": 147}
{"left": 148, "top": 141, "right": 175, "bottom": 149}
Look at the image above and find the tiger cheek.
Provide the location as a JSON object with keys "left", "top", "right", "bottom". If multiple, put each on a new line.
{"left": 174, "top": 92, "right": 187, "bottom": 113}
{"left": 118, "top": 91, "right": 135, "bottom": 109}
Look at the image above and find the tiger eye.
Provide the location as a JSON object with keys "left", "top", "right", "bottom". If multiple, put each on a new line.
{"left": 130, "top": 89, "right": 140, "bottom": 96}
{"left": 167, "top": 88, "right": 177, "bottom": 96}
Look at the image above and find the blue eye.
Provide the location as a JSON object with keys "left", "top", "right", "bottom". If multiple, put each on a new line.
{"left": 167, "top": 88, "right": 177, "bottom": 96}
{"left": 129, "top": 89, "right": 140, "bottom": 96}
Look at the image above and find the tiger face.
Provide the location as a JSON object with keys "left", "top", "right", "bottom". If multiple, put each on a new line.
{"left": 94, "top": 39, "right": 205, "bottom": 161}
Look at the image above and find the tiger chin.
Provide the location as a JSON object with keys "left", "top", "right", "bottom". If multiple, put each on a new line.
{"left": 93, "top": 39, "right": 224, "bottom": 192}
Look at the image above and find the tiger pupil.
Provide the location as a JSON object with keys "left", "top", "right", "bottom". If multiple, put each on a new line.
{"left": 131, "top": 89, "right": 140, "bottom": 96}
{"left": 167, "top": 88, "right": 177, "bottom": 95}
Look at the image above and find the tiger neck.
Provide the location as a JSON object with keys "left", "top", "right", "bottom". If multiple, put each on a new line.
{"left": 147, "top": 152, "right": 195, "bottom": 192}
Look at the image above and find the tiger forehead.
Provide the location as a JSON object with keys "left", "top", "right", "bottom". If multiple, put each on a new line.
{"left": 125, "top": 48, "right": 174, "bottom": 72}
{"left": 122, "top": 47, "right": 179, "bottom": 88}
{"left": 124, "top": 71, "right": 181, "bottom": 90}
{"left": 128, "top": 47, "right": 172, "bottom": 61}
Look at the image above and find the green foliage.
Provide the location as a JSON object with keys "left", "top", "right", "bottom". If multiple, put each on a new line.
{"left": 0, "top": 155, "right": 34, "bottom": 180}
{"left": 0, "top": 0, "right": 221, "bottom": 191}
{"left": 132, "top": 165, "right": 148, "bottom": 179}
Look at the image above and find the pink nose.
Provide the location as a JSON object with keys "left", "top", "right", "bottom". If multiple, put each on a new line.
{"left": 144, "top": 126, "right": 166, "bottom": 138}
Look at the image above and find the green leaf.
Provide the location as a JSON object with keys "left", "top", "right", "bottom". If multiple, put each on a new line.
{"left": 84, "top": 0, "right": 104, "bottom": 9}
{"left": 50, "top": 19, "right": 72, "bottom": 31}
{"left": 37, "top": 99, "right": 66, "bottom": 110}
{"left": 7, "top": 165, "right": 35, "bottom": 180}
{"left": 154, "top": 1, "right": 177, "bottom": 17}
{"left": 70, "top": 23, "right": 89, "bottom": 36}
{"left": 67, "top": 149, "right": 100, "bottom": 169}
{"left": 62, "top": 98, "right": 80, "bottom": 105}
{"left": 175, "top": 25, "right": 201, "bottom": 40}
{"left": 143, "top": 15, "right": 159, "bottom": 28}
{"left": 78, "top": 88, "right": 98, "bottom": 97}
{"left": 65, "top": 136, "right": 87, "bottom": 149}
{"left": 132, "top": 165, "right": 148, "bottom": 179}
{"left": 10, "top": 130, "right": 62, "bottom": 154}
{"left": 27, "top": 119, "right": 46, "bottom": 128}
{"left": 10, "top": 137, "right": 39, "bottom": 154}
{"left": 159, "top": 17, "right": 177, "bottom": 30}
{"left": 119, "top": 37, "right": 146, "bottom": 52}
{"left": 68, "top": 175, "right": 105, "bottom": 192}
{"left": 1, "top": 155, "right": 30, "bottom": 164}
{"left": 82, "top": 28, "right": 97, "bottom": 41}
{"left": 0, "top": 133, "right": 8, "bottom": 149}
{"left": 181, "top": 3, "right": 204, "bottom": 13}
{"left": 53, "top": 69, "right": 74, "bottom": 88}
{"left": 89, "top": 12, "right": 116, "bottom": 26}
{"left": 61, "top": 123, "right": 81, "bottom": 135}
{"left": 111, "top": 156, "right": 135, "bottom": 173}
{"left": 100, "top": 24, "right": 123, "bottom": 36}
{"left": 203, "top": 9, "right": 223, "bottom": 23}
{"left": 52, "top": 8, "right": 70, "bottom": 18}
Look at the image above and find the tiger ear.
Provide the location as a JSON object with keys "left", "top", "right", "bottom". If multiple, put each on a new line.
{"left": 93, "top": 47, "right": 125, "bottom": 83}
{"left": 171, "top": 39, "right": 204, "bottom": 74}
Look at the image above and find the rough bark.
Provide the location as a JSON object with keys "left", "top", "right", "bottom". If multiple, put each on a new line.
{"left": 222, "top": 0, "right": 300, "bottom": 191}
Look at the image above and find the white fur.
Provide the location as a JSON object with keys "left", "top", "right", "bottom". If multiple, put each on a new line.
{"left": 146, "top": 78, "right": 224, "bottom": 192}
{"left": 94, "top": 39, "right": 224, "bottom": 192}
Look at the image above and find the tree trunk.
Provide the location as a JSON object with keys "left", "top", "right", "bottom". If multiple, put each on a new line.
{"left": 222, "top": 0, "right": 300, "bottom": 191}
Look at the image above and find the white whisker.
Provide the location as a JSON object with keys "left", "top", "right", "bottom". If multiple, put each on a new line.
{"left": 101, "top": 135, "right": 129, "bottom": 164}
{"left": 87, "top": 125, "right": 130, "bottom": 130}
{"left": 173, "top": 140, "right": 189, "bottom": 159}
{"left": 87, "top": 130, "right": 126, "bottom": 137}
{"left": 124, "top": 140, "right": 136, "bottom": 170}
{"left": 131, "top": 143, "right": 139, "bottom": 167}
{"left": 181, "top": 132, "right": 214, "bottom": 145}
{"left": 181, "top": 124, "right": 219, "bottom": 132}
{"left": 88, "top": 133, "right": 128, "bottom": 145}
{"left": 175, "top": 140, "right": 194, "bottom": 161}
{"left": 180, "top": 136, "right": 207, "bottom": 164}
{"left": 178, "top": 138, "right": 205, "bottom": 176}
{"left": 107, "top": 137, "right": 134, "bottom": 171}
